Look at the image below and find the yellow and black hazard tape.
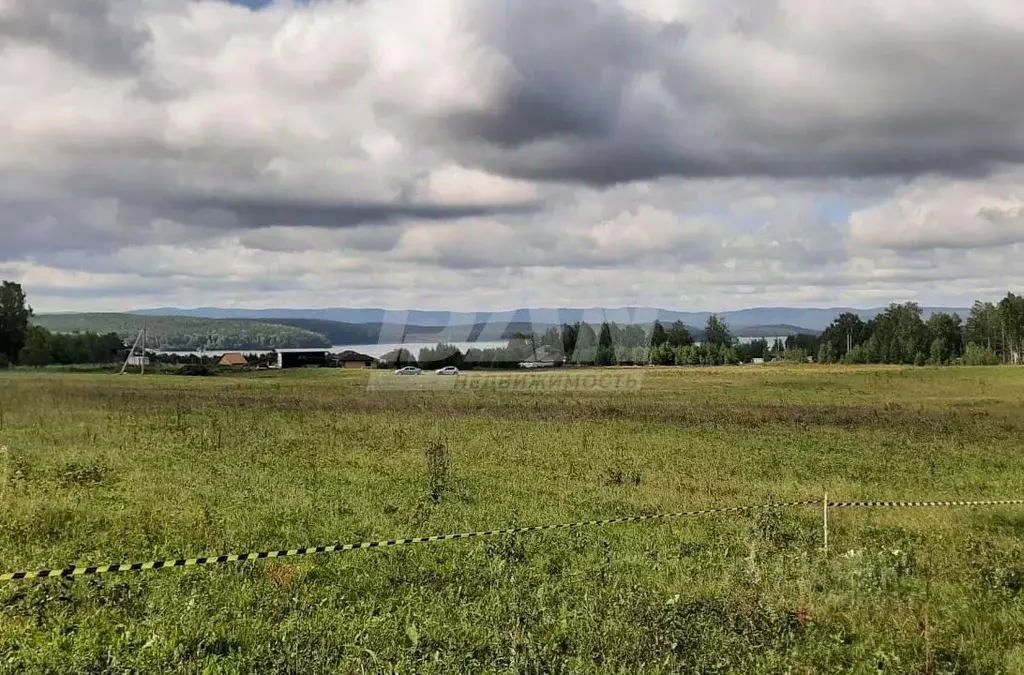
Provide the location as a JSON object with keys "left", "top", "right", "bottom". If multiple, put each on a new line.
{"left": 829, "top": 499, "right": 1024, "bottom": 509}
{"left": 1, "top": 500, "right": 817, "bottom": 582}
{"left": 2, "top": 497, "right": 1021, "bottom": 582}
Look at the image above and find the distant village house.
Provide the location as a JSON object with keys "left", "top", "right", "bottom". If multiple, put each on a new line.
{"left": 334, "top": 350, "right": 377, "bottom": 369}
{"left": 218, "top": 352, "right": 249, "bottom": 367}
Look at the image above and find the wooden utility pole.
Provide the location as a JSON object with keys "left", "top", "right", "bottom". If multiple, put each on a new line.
{"left": 120, "top": 328, "right": 144, "bottom": 375}
{"left": 119, "top": 322, "right": 149, "bottom": 375}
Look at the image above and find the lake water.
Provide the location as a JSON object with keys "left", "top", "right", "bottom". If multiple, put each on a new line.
{"left": 155, "top": 341, "right": 509, "bottom": 358}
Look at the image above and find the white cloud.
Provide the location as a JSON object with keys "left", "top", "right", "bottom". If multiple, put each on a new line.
{"left": 849, "top": 173, "right": 1024, "bottom": 250}
{"left": 1, "top": 0, "right": 1023, "bottom": 312}
{"left": 412, "top": 166, "right": 539, "bottom": 207}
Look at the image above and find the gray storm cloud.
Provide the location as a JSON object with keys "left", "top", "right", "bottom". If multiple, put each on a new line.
{"left": 436, "top": 0, "right": 1024, "bottom": 184}
{"left": 2, "top": 0, "right": 1024, "bottom": 310}
{"left": 0, "top": 0, "right": 151, "bottom": 75}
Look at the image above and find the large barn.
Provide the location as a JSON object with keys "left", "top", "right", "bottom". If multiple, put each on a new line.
{"left": 272, "top": 349, "right": 328, "bottom": 369}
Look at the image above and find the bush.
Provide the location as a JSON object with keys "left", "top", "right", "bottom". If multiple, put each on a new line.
{"left": 0, "top": 353, "right": 9, "bottom": 369}
{"left": 674, "top": 345, "right": 700, "bottom": 366}
{"left": 780, "top": 348, "right": 808, "bottom": 364}
{"left": 594, "top": 346, "right": 616, "bottom": 366}
{"left": 649, "top": 344, "right": 676, "bottom": 366}
{"left": 963, "top": 343, "right": 1001, "bottom": 366}
{"left": 844, "top": 345, "right": 868, "bottom": 364}
{"left": 177, "top": 364, "right": 216, "bottom": 376}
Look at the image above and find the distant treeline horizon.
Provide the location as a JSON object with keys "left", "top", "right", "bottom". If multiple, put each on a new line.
{"left": 372, "top": 295, "right": 1021, "bottom": 369}
{"left": 4, "top": 281, "right": 1022, "bottom": 368}
{"left": 29, "top": 310, "right": 815, "bottom": 353}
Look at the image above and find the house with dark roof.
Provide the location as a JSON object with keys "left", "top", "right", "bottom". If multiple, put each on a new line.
{"left": 334, "top": 350, "right": 377, "bottom": 368}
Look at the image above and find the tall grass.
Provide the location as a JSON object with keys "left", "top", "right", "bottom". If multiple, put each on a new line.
{"left": 425, "top": 438, "right": 452, "bottom": 504}
{"left": 0, "top": 366, "right": 1023, "bottom": 672}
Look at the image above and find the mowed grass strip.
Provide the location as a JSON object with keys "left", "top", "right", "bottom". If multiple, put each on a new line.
{"left": 1, "top": 366, "right": 1024, "bottom": 673}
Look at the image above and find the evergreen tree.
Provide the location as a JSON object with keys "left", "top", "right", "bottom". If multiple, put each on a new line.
{"left": 666, "top": 321, "right": 695, "bottom": 347}
{"left": 595, "top": 322, "right": 616, "bottom": 365}
{"left": 704, "top": 315, "right": 733, "bottom": 347}
{"left": 0, "top": 281, "right": 33, "bottom": 364}
{"left": 650, "top": 320, "right": 668, "bottom": 347}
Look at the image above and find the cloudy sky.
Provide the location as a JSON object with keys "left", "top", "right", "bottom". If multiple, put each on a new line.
{"left": 2, "top": 0, "right": 1023, "bottom": 313}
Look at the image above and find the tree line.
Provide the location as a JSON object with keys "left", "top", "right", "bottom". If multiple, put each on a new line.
{"left": 645, "top": 296, "right": 1023, "bottom": 367}
{"left": 816, "top": 296, "right": 1024, "bottom": 365}
{"left": 0, "top": 282, "right": 125, "bottom": 367}
{"left": 394, "top": 295, "right": 1024, "bottom": 369}
{"left": 390, "top": 315, "right": 770, "bottom": 369}
{"left": 3, "top": 279, "right": 1022, "bottom": 368}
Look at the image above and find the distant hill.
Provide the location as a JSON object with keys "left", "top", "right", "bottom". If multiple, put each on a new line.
{"left": 264, "top": 318, "right": 552, "bottom": 344}
{"left": 32, "top": 314, "right": 331, "bottom": 351}
{"left": 260, "top": 318, "right": 378, "bottom": 345}
{"left": 33, "top": 310, "right": 837, "bottom": 354}
{"left": 263, "top": 318, "right": 806, "bottom": 343}
{"left": 133, "top": 305, "right": 970, "bottom": 332}
{"left": 30, "top": 314, "right": 573, "bottom": 352}
{"left": 734, "top": 324, "right": 822, "bottom": 338}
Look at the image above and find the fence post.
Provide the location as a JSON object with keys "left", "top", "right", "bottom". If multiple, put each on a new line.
{"left": 823, "top": 492, "right": 829, "bottom": 555}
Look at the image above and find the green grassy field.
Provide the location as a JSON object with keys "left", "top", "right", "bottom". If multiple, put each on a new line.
{"left": 2, "top": 366, "right": 1024, "bottom": 673}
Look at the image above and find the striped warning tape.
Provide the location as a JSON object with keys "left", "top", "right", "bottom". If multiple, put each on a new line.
{"left": 828, "top": 499, "right": 1024, "bottom": 508}
{"left": 0, "top": 500, "right": 816, "bottom": 582}
{"left": 1, "top": 498, "right": 1020, "bottom": 582}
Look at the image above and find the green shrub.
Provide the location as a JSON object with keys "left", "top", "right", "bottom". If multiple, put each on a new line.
{"left": 177, "top": 364, "right": 216, "bottom": 376}
{"left": 963, "top": 343, "right": 1001, "bottom": 366}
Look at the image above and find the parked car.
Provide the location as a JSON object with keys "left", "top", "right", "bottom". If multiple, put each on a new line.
{"left": 394, "top": 366, "right": 421, "bottom": 375}
{"left": 435, "top": 366, "right": 460, "bottom": 376}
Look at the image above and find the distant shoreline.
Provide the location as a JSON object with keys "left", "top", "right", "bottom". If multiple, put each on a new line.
{"left": 154, "top": 341, "right": 511, "bottom": 358}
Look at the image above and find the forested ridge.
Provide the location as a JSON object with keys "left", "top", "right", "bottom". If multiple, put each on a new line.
{"left": 31, "top": 313, "right": 331, "bottom": 351}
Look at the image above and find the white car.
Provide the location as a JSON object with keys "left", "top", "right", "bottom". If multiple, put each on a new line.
{"left": 394, "top": 366, "right": 421, "bottom": 375}
{"left": 435, "top": 366, "right": 460, "bottom": 376}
